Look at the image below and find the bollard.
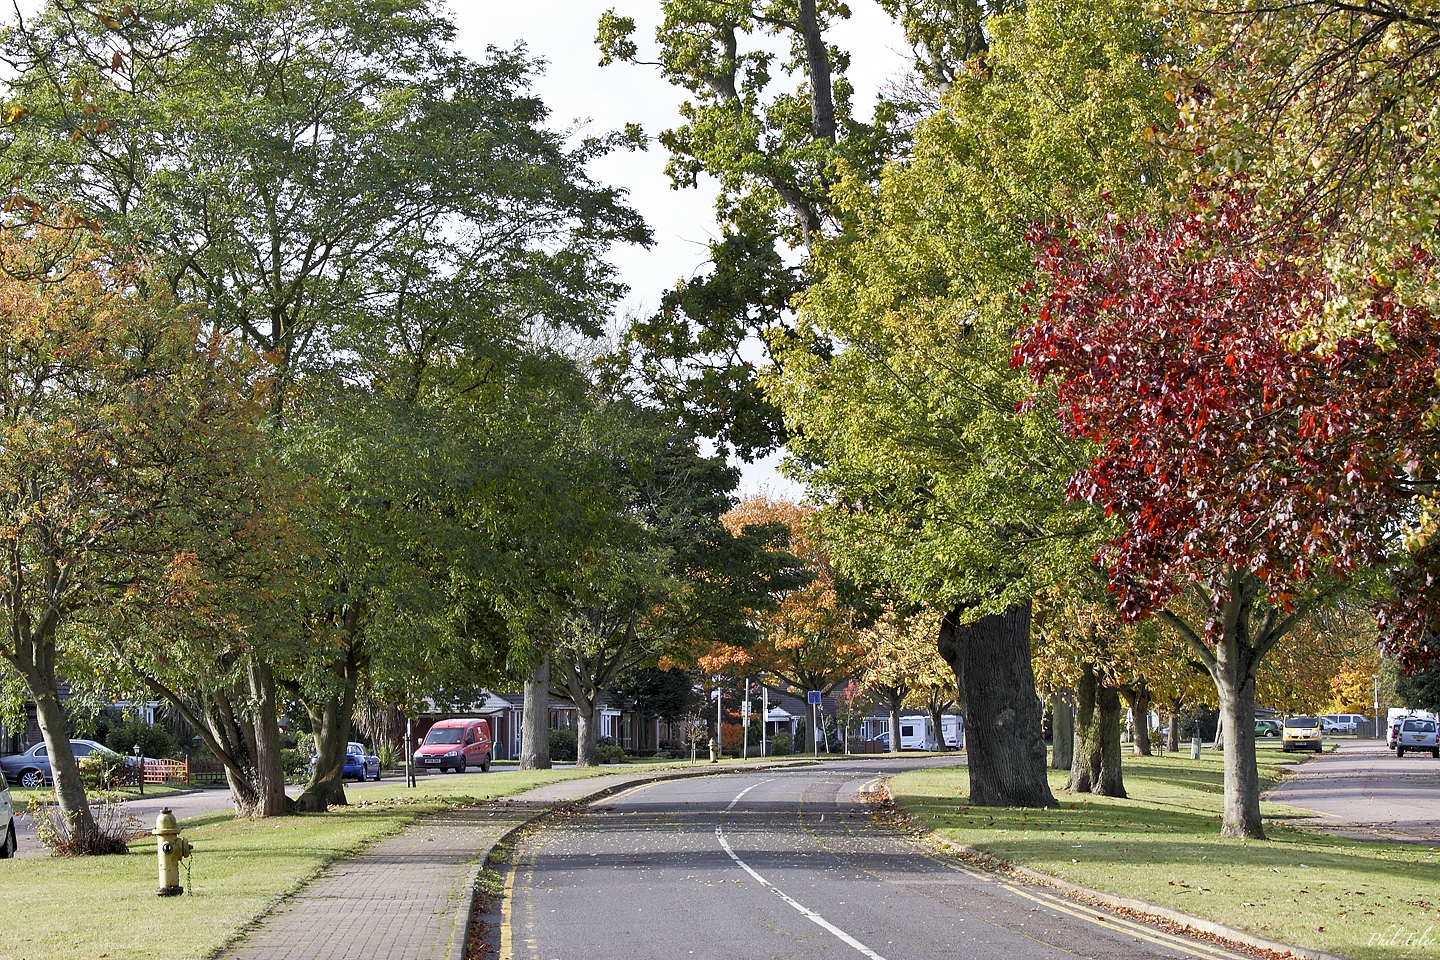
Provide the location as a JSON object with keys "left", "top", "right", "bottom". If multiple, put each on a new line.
{"left": 153, "top": 808, "right": 193, "bottom": 897}
{"left": 1190, "top": 736, "right": 1202, "bottom": 760}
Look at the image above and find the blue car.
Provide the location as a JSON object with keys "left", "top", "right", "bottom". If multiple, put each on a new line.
{"left": 309, "top": 741, "right": 381, "bottom": 782}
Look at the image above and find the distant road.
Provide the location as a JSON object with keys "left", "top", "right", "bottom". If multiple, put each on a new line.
{"left": 498, "top": 758, "right": 1253, "bottom": 960}
{"left": 7, "top": 767, "right": 482, "bottom": 858}
{"left": 1266, "top": 740, "right": 1440, "bottom": 843}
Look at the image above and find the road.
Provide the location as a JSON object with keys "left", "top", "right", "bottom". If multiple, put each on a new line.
{"left": 495, "top": 759, "right": 1249, "bottom": 960}
{"left": 1266, "top": 739, "right": 1440, "bottom": 843}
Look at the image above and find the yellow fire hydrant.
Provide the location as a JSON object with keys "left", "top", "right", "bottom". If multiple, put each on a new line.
{"left": 153, "top": 808, "right": 192, "bottom": 897}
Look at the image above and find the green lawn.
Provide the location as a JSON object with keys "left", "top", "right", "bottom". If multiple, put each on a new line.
{"left": 0, "top": 763, "right": 714, "bottom": 960}
{"left": 889, "top": 747, "right": 1439, "bottom": 960}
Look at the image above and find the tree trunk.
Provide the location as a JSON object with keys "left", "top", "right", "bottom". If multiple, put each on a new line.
{"left": 1050, "top": 689, "right": 1073, "bottom": 770}
{"left": 575, "top": 699, "right": 598, "bottom": 767}
{"left": 1167, "top": 704, "right": 1181, "bottom": 753}
{"left": 247, "top": 658, "right": 290, "bottom": 816}
{"left": 1067, "top": 664, "right": 1126, "bottom": 796}
{"left": 938, "top": 601, "right": 1056, "bottom": 807}
{"left": 520, "top": 657, "right": 551, "bottom": 770}
{"left": 9, "top": 627, "right": 97, "bottom": 845}
{"left": 1213, "top": 633, "right": 1264, "bottom": 838}
{"left": 1119, "top": 680, "right": 1153, "bottom": 756}
{"left": 296, "top": 623, "right": 362, "bottom": 813}
{"left": 928, "top": 701, "right": 946, "bottom": 751}
{"left": 888, "top": 703, "right": 902, "bottom": 754}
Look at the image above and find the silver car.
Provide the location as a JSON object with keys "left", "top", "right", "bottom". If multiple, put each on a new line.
{"left": 1395, "top": 717, "right": 1439, "bottom": 758}
{"left": 0, "top": 775, "right": 13, "bottom": 857}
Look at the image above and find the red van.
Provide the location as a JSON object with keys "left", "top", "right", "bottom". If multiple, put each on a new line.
{"left": 415, "top": 718, "right": 493, "bottom": 773}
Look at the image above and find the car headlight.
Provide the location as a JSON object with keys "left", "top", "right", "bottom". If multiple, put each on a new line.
{"left": 445, "top": 750, "right": 458, "bottom": 757}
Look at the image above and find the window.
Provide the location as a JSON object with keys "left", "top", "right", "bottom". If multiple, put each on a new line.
{"left": 73, "top": 744, "right": 92, "bottom": 757}
{"left": 424, "top": 727, "right": 464, "bottom": 745}
{"left": 901, "top": 725, "right": 914, "bottom": 737}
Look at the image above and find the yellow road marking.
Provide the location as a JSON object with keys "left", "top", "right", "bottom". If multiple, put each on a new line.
{"left": 498, "top": 851, "right": 518, "bottom": 960}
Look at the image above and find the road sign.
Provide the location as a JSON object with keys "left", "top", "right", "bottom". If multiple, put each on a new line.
{"left": 806, "top": 690, "right": 822, "bottom": 705}
{"left": 741, "top": 701, "right": 751, "bottom": 717}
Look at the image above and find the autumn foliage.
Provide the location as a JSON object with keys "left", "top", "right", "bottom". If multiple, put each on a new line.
{"left": 1015, "top": 191, "right": 1440, "bottom": 660}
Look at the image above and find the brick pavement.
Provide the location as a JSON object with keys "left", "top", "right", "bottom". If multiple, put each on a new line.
{"left": 223, "top": 769, "right": 754, "bottom": 960}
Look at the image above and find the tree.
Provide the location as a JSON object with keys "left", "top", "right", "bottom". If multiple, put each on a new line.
{"left": 770, "top": 0, "right": 1180, "bottom": 807}
{"left": 595, "top": 0, "right": 898, "bottom": 456}
{"left": 1397, "top": 659, "right": 1440, "bottom": 713}
{"left": 705, "top": 497, "right": 862, "bottom": 752}
{"left": 0, "top": 224, "right": 269, "bottom": 846}
{"left": 860, "top": 610, "right": 933, "bottom": 754}
{"left": 1016, "top": 189, "right": 1440, "bottom": 837}
{"left": 545, "top": 403, "right": 806, "bottom": 767}
{"left": 0, "top": 0, "right": 651, "bottom": 812}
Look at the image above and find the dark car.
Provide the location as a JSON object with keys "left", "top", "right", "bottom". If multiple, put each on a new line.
{"left": 310, "top": 741, "right": 381, "bottom": 782}
{"left": 0, "top": 739, "right": 111, "bottom": 788}
{"left": 1255, "top": 719, "right": 1282, "bottom": 738}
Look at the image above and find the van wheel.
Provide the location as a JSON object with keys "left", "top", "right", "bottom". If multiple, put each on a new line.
{"left": 1397, "top": 747, "right": 1405, "bottom": 757}
{"left": 480, "top": 753, "right": 490, "bottom": 773}
{"left": 0, "top": 819, "right": 15, "bottom": 858}
{"left": 1432, "top": 748, "right": 1438, "bottom": 759}
{"left": 458, "top": 758, "right": 467, "bottom": 774}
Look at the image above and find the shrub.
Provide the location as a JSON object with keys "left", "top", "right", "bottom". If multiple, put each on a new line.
{"left": 771, "top": 733, "right": 792, "bottom": 756}
{"left": 78, "top": 752, "right": 131, "bottom": 791}
{"left": 375, "top": 741, "right": 402, "bottom": 769}
{"left": 105, "top": 720, "right": 177, "bottom": 760}
{"left": 1149, "top": 729, "right": 1166, "bottom": 752}
{"left": 721, "top": 722, "right": 745, "bottom": 755}
{"left": 29, "top": 797, "right": 140, "bottom": 856}
{"left": 596, "top": 743, "right": 626, "bottom": 764}
{"left": 279, "top": 748, "right": 309, "bottom": 777}
{"left": 549, "top": 728, "right": 578, "bottom": 762}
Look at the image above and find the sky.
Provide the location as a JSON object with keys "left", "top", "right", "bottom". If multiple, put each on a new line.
{"left": 450, "top": 2, "right": 915, "bottom": 499}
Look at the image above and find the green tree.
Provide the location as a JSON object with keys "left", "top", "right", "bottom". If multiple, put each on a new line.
{"left": 1, "top": 0, "right": 650, "bottom": 812}
{"left": 0, "top": 224, "right": 269, "bottom": 848}
{"left": 770, "top": 0, "right": 1179, "bottom": 806}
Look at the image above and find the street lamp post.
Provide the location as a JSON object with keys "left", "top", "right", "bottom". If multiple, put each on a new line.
{"left": 133, "top": 744, "right": 143, "bottom": 796}
{"left": 1372, "top": 673, "right": 1381, "bottom": 741}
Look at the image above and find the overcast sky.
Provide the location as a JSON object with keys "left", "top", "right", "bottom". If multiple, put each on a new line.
{"left": 452, "top": 2, "right": 914, "bottom": 498}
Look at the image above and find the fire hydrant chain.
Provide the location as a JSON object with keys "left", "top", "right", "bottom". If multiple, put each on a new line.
{"left": 153, "top": 808, "right": 194, "bottom": 897}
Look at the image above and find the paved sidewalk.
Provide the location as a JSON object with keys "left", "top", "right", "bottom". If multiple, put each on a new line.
{"left": 224, "top": 768, "right": 770, "bottom": 960}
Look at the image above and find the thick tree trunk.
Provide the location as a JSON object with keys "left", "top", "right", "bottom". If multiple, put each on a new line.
{"left": 888, "top": 704, "right": 902, "bottom": 754}
{"left": 296, "top": 623, "right": 362, "bottom": 813}
{"left": 1213, "top": 637, "right": 1264, "bottom": 838}
{"left": 1119, "top": 680, "right": 1152, "bottom": 756}
{"left": 938, "top": 602, "right": 1056, "bottom": 807}
{"left": 575, "top": 700, "right": 599, "bottom": 767}
{"left": 1067, "top": 664, "right": 1126, "bottom": 796}
{"left": 1050, "top": 690, "right": 1073, "bottom": 770}
{"left": 520, "top": 657, "right": 551, "bottom": 770}
{"left": 928, "top": 702, "right": 946, "bottom": 751}
{"left": 247, "top": 659, "right": 291, "bottom": 816}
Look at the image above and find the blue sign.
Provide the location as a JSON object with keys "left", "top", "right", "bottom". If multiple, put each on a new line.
{"left": 806, "top": 690, "right": 822, "bottom": 705}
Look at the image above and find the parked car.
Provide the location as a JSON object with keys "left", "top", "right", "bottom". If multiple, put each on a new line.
{"left": 1281, "top": 716, "right": 1323, "bottom": 753}
{"left": 1320, "top": 714, "right": 1364, "bottom": 735}
{"left": 0, "top": 739, "right": 112, "bottom": 788}
{"left": 1386, "top": 708, "right": 1438, "bottom": 748}
{"left": 1394, "top": 717, "right": 1439, "bottom": 758}
{"left": 309, "top": 742, "right": 381, "bottom": 782}
{"left": 0, "top": 774, "right": 14, "bottom": 857}
{"left": 1255, "top": 719, "right": 1283, "bottom": 738}
{"left": 414, "top": 718, "right": 492, "bottom": 773}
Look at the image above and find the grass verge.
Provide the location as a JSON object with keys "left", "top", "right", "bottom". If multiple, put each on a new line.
{"left": 888, "top": 747, "right": 1439, "bottom": 960}
{"left": 0, "top": 760, "right": 739, "bottom": 960}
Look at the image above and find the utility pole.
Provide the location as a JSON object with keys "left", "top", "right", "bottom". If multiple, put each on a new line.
{"left": 742, "top": 678, "right": 750, "bottom": 761}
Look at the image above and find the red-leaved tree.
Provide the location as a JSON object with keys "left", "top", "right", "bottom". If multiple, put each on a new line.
{"left": 1015, "top": 191, "right": 1440, "bottom": 838}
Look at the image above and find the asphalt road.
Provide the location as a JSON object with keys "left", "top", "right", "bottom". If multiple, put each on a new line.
{"left": 496, "top": 759, "right": 1250, "bottom": 960}
{"left": 1266, "top": 739, "right": 1440, "bottom": 843}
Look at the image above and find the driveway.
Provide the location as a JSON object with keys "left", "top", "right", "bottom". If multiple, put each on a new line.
{"left": 1265, "top": 739, "right": 1440, "bottom": 843}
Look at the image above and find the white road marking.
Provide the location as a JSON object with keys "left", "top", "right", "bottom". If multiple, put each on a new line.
{"left": 716, "top": 780, "right": 890, "bottom": 960}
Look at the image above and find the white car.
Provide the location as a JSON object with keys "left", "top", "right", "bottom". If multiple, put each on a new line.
{"left": 1321, "top": 714, "right": 1363, "bottom": 734}
{"left": 0, "top": 775, "right": 13, "bottom": 857}
{"left": 1395, "top": 717, "right": 1439, "bottom": 758}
